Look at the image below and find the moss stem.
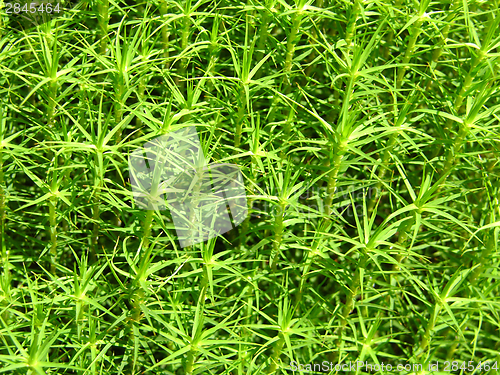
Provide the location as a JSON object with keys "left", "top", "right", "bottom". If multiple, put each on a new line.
{"left": 396, "top": 16, "right": 425, "bottom": 89}
{"left": 283, "top": 10, "right": 302, "bottom": 88}
{"left": 324, "top": 146, "right": 346, "bottom": 216}
{"left": 254, "top": 2, "right": 272, "bottom": 81}
{"left": 49, "top": 195, "right": 58, "bottom": 275}
{"left": 425, "top": 0, "right": 460, "bottom": 90}
{"left": 185, "top": 258, "right": 208, "bottom": 374}
{"left": 334, "top": 253, "right": 367, "bottom": 360}
{"left": 234, "top": 84, "right": 246, "bottom": 149}
{"left": 178, "top": 11, "right": 191, "bottom": 94}
{"left": 266, "top": 332, "right": 285, "bottom": 373}
{"left": 141, "top": 209, "right": 154, "bottom": 251}
{"left": 345, "top": 0, "right": 360, "bottom": 50}
{"left": 0, "top": 148, "right": 5, "bottom": 260}
{"left": 97, "top": 0, "right": 109, "bottom": 54}
{"left": 367, "top": 132, "right": 398, "bottom": 215}
{"left": 91, "top": 151, "right": 104, "bottom": 262}
{"left": 160, "top": 1, "right": 170, "bottom": 67}
{"left": 270, "top": 200, "right": 286, "bottom": 272}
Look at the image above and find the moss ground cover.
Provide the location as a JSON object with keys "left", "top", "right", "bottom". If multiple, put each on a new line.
{"left": 0, "top": 0, "right": 500, "bottom": 373}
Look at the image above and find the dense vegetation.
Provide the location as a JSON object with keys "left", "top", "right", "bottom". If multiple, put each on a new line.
{"left": 0, "top": 0, "right": 499, "bottom": 373}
